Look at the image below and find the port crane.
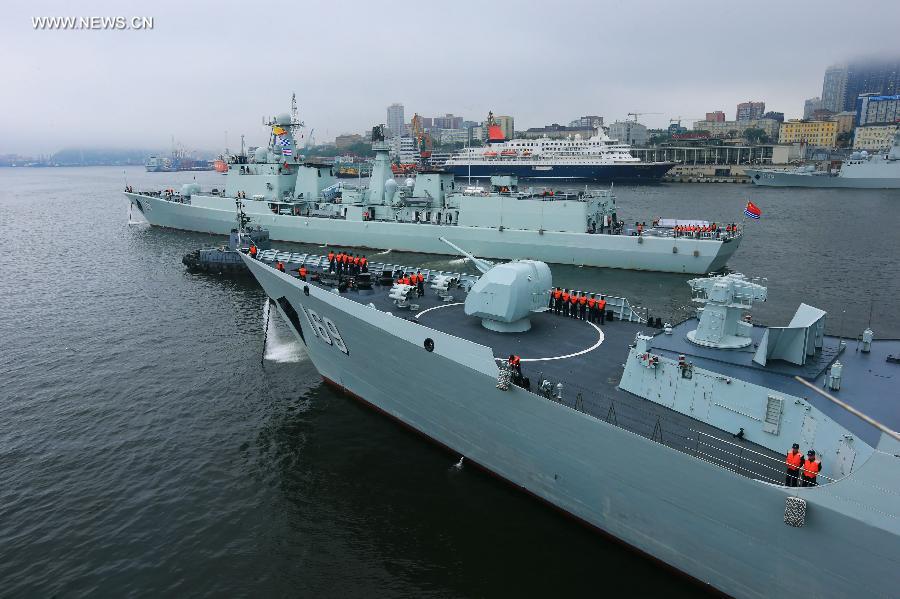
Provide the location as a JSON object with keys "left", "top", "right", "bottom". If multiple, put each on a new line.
{"left": 410, "top": 113, "right": 433, "bottom": 161}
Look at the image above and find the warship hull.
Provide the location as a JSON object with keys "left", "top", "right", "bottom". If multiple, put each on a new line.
{"left": 443, "top": 161, "right": 673, "bottom": 182}
{"left": 240, "top": 254, "right": 900, "bottom": 599}
{"left": 745, "top": 169, "right": 900, "bottom": 188}
{"left": 127, "top": 192, "right": 739, "bottom": 274}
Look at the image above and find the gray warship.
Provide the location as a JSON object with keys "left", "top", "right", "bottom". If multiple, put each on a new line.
{"left": 235, "top": 240, "right": 899, "bottom": 598}
{"left": 125, "top": 102, "right": 743, "bottom": 274}
{"left": 745, "top": 128, "right": 900, "bottom": 188}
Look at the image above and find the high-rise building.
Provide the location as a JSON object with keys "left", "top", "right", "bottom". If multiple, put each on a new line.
{"left": 843, "top": 59, "right": 900, "bottom": 112}
{"left": 705, "top": 111, "right": 726, "bottom": 122}
{"left": 432, "top": 114, "right": 463, "bottom": 130}
{"left": 736, "top": 101, "right": 765, "bottom": 121}
{"left": 803, "top": 97, "right": 823, "bottom": 119}
{"left": 821, "top": 64, "right": 849, "bottom": 113}
{"left": 855, "top": 94, "right": 900, "bottom": 126}
{"left": 387, "top": 103, "right": 405, "bottom": 138}
{"left": 493, "top": 115, "right": 514, "bottom": 140}
{"left": 608, "top": 121, "right": 649, "bottom": 146}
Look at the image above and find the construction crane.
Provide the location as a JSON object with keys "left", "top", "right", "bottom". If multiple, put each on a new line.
{"left": 627, "top": 112, "right": 662, "bottom": 123}
{"left": 304, "top": 128, "right": 316, "bottom": 149}
{"left": 670, "top": 116, "right": 706, "bottom": 128}
{"left": 410, "top": 113, "right": 433, "bottom": 161}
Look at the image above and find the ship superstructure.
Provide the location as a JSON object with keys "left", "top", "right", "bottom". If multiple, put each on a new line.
{"left": 235, "top": 246, "right": 900, "bottom": 599}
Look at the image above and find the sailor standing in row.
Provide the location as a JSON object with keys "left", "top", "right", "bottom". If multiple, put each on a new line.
{"left": 415, "top": 270, "right": 425, "bottom": 296}
{"left": 800, "top": 450, "right": 822, "bottom": 487}
{"left": 328, "top": 251, "right": 335, "bottom": 272}
{"left": 578, "top": 292, "right": 587, "bottom": 320}
{"left": 552, "top": 287, "right": 562, "bottom": 315}
{"left": 785, "top": 443, "right": 803, "bottom": 487}
{"left": 569, "top": 291, "right": 578, "bottom": 319}
{"left": 561, "top": 289, "right": 570, "bottom": 317}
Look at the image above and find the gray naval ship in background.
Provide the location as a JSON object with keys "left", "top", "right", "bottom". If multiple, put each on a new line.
{"left": 125, "top": 104, "right": 743, "bottom": 274}
{"left": 234, "top": 238, "right": 899, "bottom": 598}
{"left": 746, "top": 127, "right": 900, "bottom": 188}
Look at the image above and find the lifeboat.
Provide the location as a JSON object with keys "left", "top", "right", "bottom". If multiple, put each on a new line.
{"left": 500, "top": 150, "right": 517, "bottom": 156}
{"left": 214, "top": 158, "right": 228, "bottom": 173}
{"left": 483, "top": 151, "right": 498, "bottom": 158}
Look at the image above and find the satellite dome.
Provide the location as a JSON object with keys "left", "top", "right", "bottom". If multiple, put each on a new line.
{"left": 384, "top": 178, "right": 398, "bottom": 201}
{"left": 275, "top": 113, "right": 292, "bottom": 125}
{"left": 860, "top": 150, "right": 869, "bottom": 158}
{"left": 405, "top": 177, "right": 415, "bottom": 187}
{"left": 254, "top": 147, "right": 268, "bottom": 162}
{"left": 851, "top": 152, "right": 861, "bottom": 160}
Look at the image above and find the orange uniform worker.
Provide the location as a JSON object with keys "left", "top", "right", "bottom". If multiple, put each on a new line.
{"left": 597, "top": 295, "right": 607, "bottom": 324}
{"left": 552, "top": 287, "right": 562, "bottom": 315}
{"left": 785, "top": 443, "right": 803, "bottom": 487}
{"left": 801, "top": 450, "right": 822, "bottom": 487}
{"left": 328, "top": 251, "right": 335, "bottom": 272}
{"left": 561, "top": 289, "right": 571, "bottom": 317}
{"left": 249, "top": 245, "right": 258, "bottom": 258}
{"left": 569, "top": 291, "right": 578, "bottom": 319}
{"left": 275, "top": 261, "right": 285, "bottom": 272}
{"left": 298, "top": 266, "right": 308, "bottom": 281}
{"left": 578, "top": 292, "right": 588, "bottom": 320}
{"left": 587, "top": 294, "right": 597, "bottom": 323}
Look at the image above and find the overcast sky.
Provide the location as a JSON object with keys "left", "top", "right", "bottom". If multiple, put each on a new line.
{"left": 3, "top": 0, "right": 900, "bottom": 154}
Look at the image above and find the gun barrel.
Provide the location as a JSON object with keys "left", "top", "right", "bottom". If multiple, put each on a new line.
{"left": 438, "top": 237, "right": 493, "bottom": 274}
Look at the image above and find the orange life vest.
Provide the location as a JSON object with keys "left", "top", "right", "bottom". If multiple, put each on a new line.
{"left": 561, "top": 292, "right": 570, "bottom": 302}
{"left": 588, "top": 298, "right": 596, "bottom": 308}
{"left": 579, "top": 296, "right": 587, "bottom": 305}
{"left": 249, "top": 246, "right": 257, "bottom": 256}
{"left": 786, "top": 451, "right": 803, "bottom": 470}
{"left": 569, "top": 294, "right": 577, "bottom": 305}
{"left": 276, "top": 262, "right": 285, "bottom": 272}
{"left": 802, "top": 459, "right": 821, "bottom": 479}
{"left": 597, "top": 299, "right": 607, "bottom": 311}
{"left": 553, "top": 289, "right": 561, "bottom": 299}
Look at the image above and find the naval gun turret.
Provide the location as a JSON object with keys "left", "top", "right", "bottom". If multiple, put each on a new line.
{"left": 686, "top": 273, "right": 767, "bottom": 349}
{"left": 440, "top": 238, "right": 551, "bottom": 333}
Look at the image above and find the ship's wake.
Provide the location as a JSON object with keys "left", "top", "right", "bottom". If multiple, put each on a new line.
{"left": 373, "top": 248, "right": 392, "bottom": 255}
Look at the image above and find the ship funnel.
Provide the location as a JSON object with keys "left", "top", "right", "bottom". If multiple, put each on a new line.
{"left": 686, "top": 273, "right": 767, "bottom": 349}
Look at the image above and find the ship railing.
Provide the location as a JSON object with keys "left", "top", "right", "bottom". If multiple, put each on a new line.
{"left": 525, "top": 377, "right": 813, "bottom": 487}
{"left": 690, "top": 430, "right": 838, "bottom": 487}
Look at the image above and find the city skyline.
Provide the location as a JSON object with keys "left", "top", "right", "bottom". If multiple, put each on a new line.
{"left": 3, "top": 0, "right": 900, "bottom": 154}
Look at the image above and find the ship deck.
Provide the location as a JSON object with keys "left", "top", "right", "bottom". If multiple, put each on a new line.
{"left": 272, "top": 258, "right": 790, "bottom": 486}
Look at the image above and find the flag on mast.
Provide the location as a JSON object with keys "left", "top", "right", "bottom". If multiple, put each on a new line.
{"left": 744, "top": 201, "right": 762, "bottom": 219}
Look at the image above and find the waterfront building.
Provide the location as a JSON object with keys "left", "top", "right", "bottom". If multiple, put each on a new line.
{"left": 694, "top": 118, "right": 781, "bottom": 141}
{"left": 736, "top": 101, "right": 765, "bottom": 121}
{"left": 762, "top": 111, "right": 785, "bottom": 122}
{"left": 804, "top": 97, "right": 823, "bottom": 119}
{"left": 387, "top": 103, "right": 405, "bottom": 138}
{"left": 853, "top": 124, "right": 898, "bottom": 151}
{"left": 705, "top": 111, "right": 726, "bottom": 122}
{"left": 855, "top": 94, "right": 900, "bottom": 126}
{"left": 778, "top": 120, "right": 838, "bottom": 148}
{"left": 608, "top": 121, "right": 649, "bottom": 146}
{"left": 392, "top": 136, "right": 418, "bottom": 162}
{"left": 434, "top": 128, "right": 469, "bottom": 145}
{"left": 569, "top": 115, "right": 604, "bottom": 128}
{"left": 630, "top": 144, "right": 774, "bottom": 165}
{"left": 831, "top": 111, "right": 857, "bottom": 135}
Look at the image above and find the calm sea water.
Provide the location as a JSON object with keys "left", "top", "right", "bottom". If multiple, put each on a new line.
{"left": 1, "top": 166, "right": 898, "bottom": 596}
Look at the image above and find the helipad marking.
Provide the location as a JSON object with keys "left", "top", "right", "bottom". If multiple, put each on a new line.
{"left": 415, "top": 302, "right": 464, "bottom": 319}
{"left": 519, "top": 321, "right": 605, "bottom": 362}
